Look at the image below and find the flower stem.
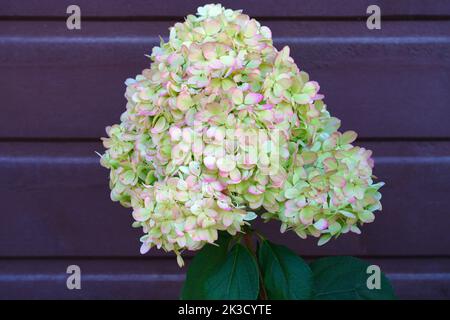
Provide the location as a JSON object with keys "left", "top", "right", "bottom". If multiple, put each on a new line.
{"left": 243, "top": 230, "right": 268, "bottom": 300}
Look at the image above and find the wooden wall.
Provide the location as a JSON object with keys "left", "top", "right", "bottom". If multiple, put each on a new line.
{"left": 1, "top": 0, "right": 449, "bottom": 299}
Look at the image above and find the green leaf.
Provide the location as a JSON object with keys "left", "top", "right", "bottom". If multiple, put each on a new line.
{"left": 181, "top": 233, "right": 259, "bottom": 300}
{"left": 205, "top": 243, "right": 259, "bottom": 300}
{"left": 181, "top": 232, "right": 232, "bottom": 299}
{"left": 310, "top": 256, "right": 396, "bottom": 300}
{"left": 258, "top": 240, "right": 313, "bottom": 299}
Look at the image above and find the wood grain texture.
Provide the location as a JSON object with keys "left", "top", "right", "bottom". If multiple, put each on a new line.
{"left": 1, "top": 21, "right": 449, "bottom": 138}
{"left": 1, "top": 258, "right": 449, "bottom": 299}
{"left": 1, "top": 1, "right": 449, "bottom": 300}
{"left": 0, "top": 141, "right": 449, "bottom": 257}
{"left": 2, "top": 0, "right": 449, "bottom": 18}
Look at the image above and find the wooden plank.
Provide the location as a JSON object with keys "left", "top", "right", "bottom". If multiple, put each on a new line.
{"left": 2, "top": 0, "right": 449, "bottom": 18}
{"left": 1, "top": 258, "right": 449, "bottom": 299}
{"left": 0, "top": 259, "right": 184, "bottom": 300}
{"left": 0, "top": 141, "right": 449, "bottom": 257}
{"left": 1, "top": 20, "right": 449, "bottom": 138}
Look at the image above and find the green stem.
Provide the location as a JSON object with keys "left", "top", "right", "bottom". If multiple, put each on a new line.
{"left": 243, "top": 230, "right": 268, "bottom": 300}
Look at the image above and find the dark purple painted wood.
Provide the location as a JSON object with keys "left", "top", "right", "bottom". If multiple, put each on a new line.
{"left": 1, "top": 21, "right": 449, "bottom": 138}
{"left": 2, "top": 0, "right": 449, "bottom": 18}
{"left": 0, "top": 259, "right": 184, "bottom": 300}
{"left": 1, "top": 1, "right": 449, "bottom": 299}
{"left": 1, "top": 258, "right": 449, "bottom": 299}
{"left": 0, "top": 141, "right": 449, "bottom": 257}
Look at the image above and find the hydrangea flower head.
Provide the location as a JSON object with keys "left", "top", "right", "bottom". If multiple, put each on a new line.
{"left": 101, "top": 3, "right": 383, "bottom": 266}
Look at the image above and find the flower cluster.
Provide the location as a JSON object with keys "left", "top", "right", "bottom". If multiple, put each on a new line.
{"left": 101, "top": 3, "right": 383, "bottom": 265}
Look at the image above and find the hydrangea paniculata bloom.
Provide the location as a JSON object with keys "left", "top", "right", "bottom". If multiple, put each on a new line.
{"left": 100, "top": 4, "right": 383, "bottom": 266}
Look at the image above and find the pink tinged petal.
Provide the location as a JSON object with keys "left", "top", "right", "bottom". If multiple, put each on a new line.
{"left": 201, "top": 43, "right": 216, "bottom": 60}
{"left": 182, "top": 128, "right": 193, "bottom": 144}
{"left": 331, "top": 196, "right": 341, "bottom": 207}
{"left": 293, "top": 93, "right": 312, "bottom": 104}
{"left": 206, "top": 126, "right": 217, "bottom": 139}
{"left": 140, "top": 243, "right": 151, "bottom": 254}
{"left": 192, "top": 139, "right": 204, "bottom": 155}
{"left": 151, "top": 117, "right": 167, "bottom": 134}
{"left": 231, "top": 88, "right": 244, "bottom": 105}
{"left": 214, "top": 128, "right": 225, "bottom": 142}
{"left": 209, "top": 59, "right": 224, "bottom": 69}
{"left": 216, "top": 193, "right": 228, "bottom": 201}
{"left": 223, "top": 214, "right": 234, "bottom": 227}
{"left": 189, "top": 161, "right": 201, "bottom": 176}
{"left": 244, "top": 93, "right": 263, "bottom": 105}
{"left": 144, "top": 197, "right": 152, "bottom": 208}
{"left": 137, "top": 109, "right": 157, "bottom": 116}
{"left": 204, "top": 18, "right": 221, "bottom": 35}
{"left": 177, "top": 179, "right": 188, "bottom": 191}
{"left": 323, "top": 157, "right": 338, "bottom": 171}
{"left": 211, "top": 181, "right": 225, "bottom": 191}
{"left": 138, "top": 90, "right": 151, "bottom": 101}
{"left": 243, "top": 19, "right": 258, "bottom": 38}
{"left": 161, "top": 222, "right": 171, "bottom": 234}
{"left": 285, "top": 200, "right": 297, "bottom": 210}
{"left": 246, "top": 59, "right": 261, "bottom": 69}
{"left": 330, "top": 175, "right": 346, "bottom": 188}
{"left": 270, "top": 170, "right": 287, "bottom": 188}
{"left": 125, "top": 78, "right": 137, "bottom": 86}
{"left": 203, "top": 176, "right": 216, "bottom": 183}
{"left": 340, "top": 130, "right": 358, "bottom": 145}
{"left": 229, "top": 168, "right": 241, "bottom": 183}
{"left": 185, "top": 216, "right": 197, "bottom": 231}
{"left": 185, "top": 175, "right": 197, "bottom": 189}
{"left": 219, "top": 170, "right": 229, "bottom": 178}
{"left": 169, "top": 126, "right": 182, "bottom": 141}
{"left": 190, "top": 233, "right": 201, "bottom": 242}
{"left": 340, "top": 210, "right": 356, "bottom": 219}
{"left": 296, "top": 198, "right": 307, "bottom": 208}
{"left": 199, "top": 230, "right": 210, "bottom": 241}
{"left": 248, "top": 185, "right": 263, "bottom": 195}
{"left": 302, "top": 81, "right": 320, "bottom": 96}
{"left": 284, "top": 207, "right": 297, "bottom": 218}
{"left": 240, "top": 83, "right": 251, "bottom": 91}
{"left": 220, "top": 55, "right": 235, "bottom": 67}
{"left": 176, "top": 91, "right": 194, "bottom": 111}
{"left": 132, "top": 208, "right": 151, "bottom": 222}
{"left": 216, "top": 156, "right": 236, "bottom": 173}
{"left": 313, "top": 93, "right": 324, "bottom": 101}
{"left": 313, "top": 219, "right": 328, "bottom": 231}
{"left": 260, "top": 26, "right": 272, "bottom": 39}
{"left": 301, "top": 152, "right": 317, "bottom": 165}
{"left": 203, "top": 156, "right": 217, "bottom": 170}
{"left": 260, "top": 104, "right": 273, "bottom": 110}
{"left": 217, "top": 200, "right": 232, "bottom": 211}
{"left": 284, "top": 188, "right": 300, "bottom": 199}
{"left": 300, "top": 207, "right": 315, "bottom": 225}
{"left": 175, "top": 191, "right": 189, "bottom": 202}
{"left": 221, "top": 79, "right": 235, "bottom": 91}
{"left": 175, "top": 226, "right": 185, "bottom": 237}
